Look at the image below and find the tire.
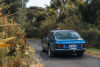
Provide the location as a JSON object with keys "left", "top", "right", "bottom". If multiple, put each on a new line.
{"left": 77, "top": 52, "right": 84, "bottom": 57}
{"left": 41, "top": 45, "right": 46, "bottom": 52}
{"left": 42, "top": 48, "right": 46, "bottom": 52}
{"left": 48, "top": 48, "right": 54, "bottom": 57}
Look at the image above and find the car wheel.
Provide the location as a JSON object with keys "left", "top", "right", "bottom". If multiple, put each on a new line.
{"left": 41, "top": 45, "right": 46, "bottom": 52}
{"left": 77, "top": 52, "right": 83, "bottom": 57}
{"left": 48, "top": 49, "right": 54, "bottom": 57}
{"left": 42, "top": 48, "right": 46, "bottom": 52}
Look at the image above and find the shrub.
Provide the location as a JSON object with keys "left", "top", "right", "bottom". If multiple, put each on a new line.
{"left": 80, "top": 29, "right": 100, "bottom": 48}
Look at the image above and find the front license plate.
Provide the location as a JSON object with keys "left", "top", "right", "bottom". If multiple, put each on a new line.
{"left": 69, "top": 45, "right": 77, "bottom": 49}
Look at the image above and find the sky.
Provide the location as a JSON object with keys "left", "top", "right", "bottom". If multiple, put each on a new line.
{"left": 26, "top": 0, "right": 51, "bottom": 8}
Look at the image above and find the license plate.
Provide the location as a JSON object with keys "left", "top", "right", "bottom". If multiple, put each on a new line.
{"left": 69, "top": 45, "right": 77, "bottom": 49}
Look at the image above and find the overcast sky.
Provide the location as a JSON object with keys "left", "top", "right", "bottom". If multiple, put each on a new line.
{"left": 26, "top": 0, "right": 51, "bottom": 8}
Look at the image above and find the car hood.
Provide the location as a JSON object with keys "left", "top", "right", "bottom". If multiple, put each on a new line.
{"left": 54, "top": 40, "right": 86, "bottom": 44}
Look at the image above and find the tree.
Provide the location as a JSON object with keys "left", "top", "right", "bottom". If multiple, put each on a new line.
{"left": 24, "top": 7, "right": 47, "bottom": 38}
{"left": 0, "top": 0, "right": 28, "bottom": 24}
{"left": 78, "top": 0, "right": 100, "bottom": 24}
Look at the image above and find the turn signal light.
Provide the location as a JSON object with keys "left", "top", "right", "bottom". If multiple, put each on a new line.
{"left": 58, "top": 45, "right": 64, "bottom": 48}
{"left": 83, "top": 44, "right": 87, "bottom": 47}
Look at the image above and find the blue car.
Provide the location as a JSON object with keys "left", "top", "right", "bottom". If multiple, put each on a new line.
{"left": 41, "top": 30, "right": 86, "bottom": 57}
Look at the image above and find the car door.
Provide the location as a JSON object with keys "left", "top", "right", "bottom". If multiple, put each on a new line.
{"left": 47, "top": 32, "right": 55, "bottom": 50}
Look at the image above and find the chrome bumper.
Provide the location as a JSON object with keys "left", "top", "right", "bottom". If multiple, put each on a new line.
{"left": 54, "top": 48, "right": 86, "bottom": 51}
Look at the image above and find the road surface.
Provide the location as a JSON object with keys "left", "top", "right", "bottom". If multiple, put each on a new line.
{"left": 27, "top": 39, "right": 100, "bottom": 67}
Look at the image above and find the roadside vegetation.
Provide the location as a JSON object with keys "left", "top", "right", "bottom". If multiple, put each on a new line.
{"left": 24, "top": 0, "right": 100, "bottom": 57}
{"left": 0, "top": 0, "right": 42, "bottom": 67}
{"left": 86, "top": 47, "right": 100, "bottom": 58}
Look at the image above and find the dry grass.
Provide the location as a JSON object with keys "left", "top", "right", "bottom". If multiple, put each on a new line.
{"left": 85, "top": 48, "right": 100, "bottom": 58}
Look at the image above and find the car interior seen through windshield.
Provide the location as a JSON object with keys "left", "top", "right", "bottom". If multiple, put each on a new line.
{"left": 55, "top": 31, "right": 82, "bottom": 40}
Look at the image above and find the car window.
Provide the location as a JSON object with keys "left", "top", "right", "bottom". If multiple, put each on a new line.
{"left": 55, "top": 31, "right": 82, "bottom": 40}
{"left": 48, "top": 32, "right": 55, "bottom": 40}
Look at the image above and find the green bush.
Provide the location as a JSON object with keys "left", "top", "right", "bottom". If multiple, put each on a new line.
{"left": 80, "top": 29, "right": 100, "bottom": 48}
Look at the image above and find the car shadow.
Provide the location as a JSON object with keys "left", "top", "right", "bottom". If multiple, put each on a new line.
{"left": 54, "top": 54, "right": 83, "bottom": 59}
{"left": 40, "top": 51, "right": 86, "bottom": 61}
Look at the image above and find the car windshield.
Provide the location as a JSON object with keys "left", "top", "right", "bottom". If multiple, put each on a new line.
{"left": 55, "top": 31, "right": 82, "bottom": 40}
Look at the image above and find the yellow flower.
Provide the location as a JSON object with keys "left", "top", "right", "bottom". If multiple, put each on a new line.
{"left": 0, "top": 8, "right": 2, "bottom": 10}
{"left": 25, "top": 51, "right": 29, "bottom": 55}
{"left": 31, "top": 50, "right": 35, "bottom": 54}
{"left": 49, "top": 8, "right": 54, "bottom": 13}
{"left": 77, "top": 0, "right": 85, "bottom": 5}
{"left": 27, "top": 46, "right": 30, "bottom": 49}
{"left": 67, "top": 4, "right": 71, "bottom": 9}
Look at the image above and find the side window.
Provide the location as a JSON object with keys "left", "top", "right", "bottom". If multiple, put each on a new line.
{"left": 48, "top": 32, "right": 54, "bottom": 40}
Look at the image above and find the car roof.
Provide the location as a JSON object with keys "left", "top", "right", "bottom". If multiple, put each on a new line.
{"left": 50, "top": 30, "right": 75, "bottom": 33}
